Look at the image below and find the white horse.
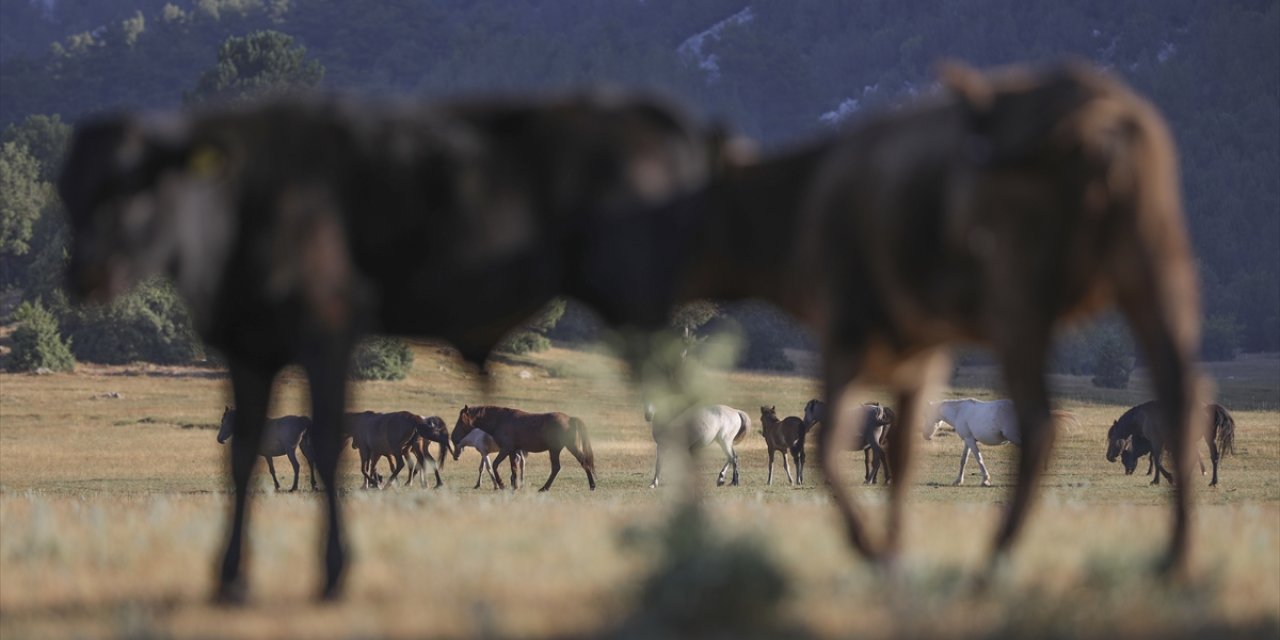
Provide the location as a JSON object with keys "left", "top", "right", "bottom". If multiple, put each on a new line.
{"left": 650, "top": 404, "right": 751, "bottom": 488}
{"left": 452, "top": 429, "right": 525, "bottom": 490}
{"left": 924, "top": 398, "right": 1021, "bottom": 487}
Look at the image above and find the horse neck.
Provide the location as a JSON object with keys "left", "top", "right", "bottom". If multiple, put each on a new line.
{"left": 684, "top": 141, "right": 835, "bottom": 313}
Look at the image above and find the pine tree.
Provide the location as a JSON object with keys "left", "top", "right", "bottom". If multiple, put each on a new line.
{"left": 6, "top": 300, "right": 74, "bottom": 372}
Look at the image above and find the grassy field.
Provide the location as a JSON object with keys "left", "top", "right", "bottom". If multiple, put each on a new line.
{"left": 1, "top": 343, "right": 1278, "bottom": 638}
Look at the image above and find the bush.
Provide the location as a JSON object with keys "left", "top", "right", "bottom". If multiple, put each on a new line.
{"left": 1201, "top": 314, "right": 1241, "bottom": 361}
{"left": 350, "top": 336, "right": 413, "bottom": 380}
{"left": 496, "top": 331, "right": 551, "bottom": 355}
{"left": 7, "top": 300, "right": 74, "bottom": 372}
{"left": 58, "top": 279, "right": 203, "bottom": 364}
{"left": 1091, "top": 331, "right": 1133, "bottom": 389}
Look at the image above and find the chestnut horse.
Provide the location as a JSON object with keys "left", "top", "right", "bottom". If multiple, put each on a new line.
{"left": 60, "top": 93, "right": 712, "bottom": 600}
{"left": 217, "top": 407, "right": 316, "bottom": 492}
{"left": 658, "top": 62, "right": 1204, "bottom": 574}
{"left": 450, "top": 405, "right": 596, "bottom": 492}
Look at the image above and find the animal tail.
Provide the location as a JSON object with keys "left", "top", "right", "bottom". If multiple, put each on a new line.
{"left": 734, "top": 411, "right": 751, "bottom": 444}
{"left": 571, "top": 417, "right": 596, "bottom": 470}
{"left": 1051, "top": 410, "right": 1081, "bottom": 435}
{"left": 1214, "top": 406, "right": 1236, "bottom": 456}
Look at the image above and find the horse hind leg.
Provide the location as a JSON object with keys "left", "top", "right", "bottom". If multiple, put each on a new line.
{"left": 265, "top": 456, "right": 281, "bottom": 491}
{"left": 286, "top": 450, "right": 302, "bottom": 492}
{"left": 972, "top": 443, "right": 992, "bottom": 487}
{"left": 539, "top": 449, "right": 563, "bottom": 492}
{"left": 780, "top": 445, "right": 794, "bottom": 484}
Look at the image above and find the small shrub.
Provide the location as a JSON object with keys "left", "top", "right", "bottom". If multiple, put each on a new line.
{"left": 60, "top": 281, "right": 203, "bottom": 365}
{"left": 7, "top": 300, "right": 74, "bottom": 372}
{"left": 1091, "top": 331, "right": 1133, "bottom": 389}
{"left": 1200, "top": 314, "right": 1241, "bottom": 362}
{"left": 496, "top": 331, "right": 550, "bottom": 355}
{"left": 350, "top": 336, "right": 413, "bottom": 380}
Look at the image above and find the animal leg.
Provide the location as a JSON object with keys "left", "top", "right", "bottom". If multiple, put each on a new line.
{"left": 216, "top": 361, "right": 276, "bottom": 604}
{"left": 864, "top": 448, "right": 873, "bottom": 484}
{"left": 382, "top": 454, "right": 406, "bottom": 490}
{"left": 781, "top": 446, "right": 794, "bottom": 484}
{"left": 954, "top": 442, "right": 972, "bottom": 486}
{"left": 766, "top": 447, "right": 776, "bottom": 486}
{"left": 1208, "top": 437, "right": 1220, "bottom": 487}
{"left": 490, "top": 451, "right": 510, "bottom": 490}
{"left": 716, "top": 438, "right": 738, "bottom": 486}
{"left": 302, "top": 341, "right": 354, "bottom": 601}
{"left": 301, "top": 435, "right": 319, "bottom": 491}
{"left": 650, "top": 444, "right": 663, "bottom": 489}
{"left": 286, "top": 450, "right": 302, "bottom": 492}
{"left": 818, "top": 348, "right": 877, "bottom": 559}
{"left": 539, "top": 449, "right": 562, "bottom": 492}
{"left": 884, "top": 380, "right": 934, "bottom": 561}
{"left": 989, "top": 335, "right": 1054, "bottom": 568}
{"left": 972, "top": 443, "right": 992, "bottom": 487}
{"left": 265, "top": 456, "right": 281, "bottom": 491}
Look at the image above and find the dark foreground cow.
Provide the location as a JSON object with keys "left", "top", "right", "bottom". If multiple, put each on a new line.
{"left": 59, "top": 93, "right": 715, "bottom": 602}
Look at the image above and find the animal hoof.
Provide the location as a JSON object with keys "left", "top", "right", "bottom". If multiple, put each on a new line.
{"left": 213, "top": 579, "right": 248, "bottom": 606}
{"left": 648, "top": 483, "right": 658, "bottom": 489}
{"left": 981, "top": 480, "right": 992, "bottom": 487}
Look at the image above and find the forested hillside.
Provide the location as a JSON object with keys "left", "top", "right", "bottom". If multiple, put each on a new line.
{"left": 1, "top": 0, "right": 1276, "bottom": 363}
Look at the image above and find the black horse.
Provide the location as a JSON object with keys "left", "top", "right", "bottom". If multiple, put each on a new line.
{"left": 59, "top": 93, "right": 719, "bottom": 602}
{"left": 1111, "top": 402, "right": 1236, "bottom": 486}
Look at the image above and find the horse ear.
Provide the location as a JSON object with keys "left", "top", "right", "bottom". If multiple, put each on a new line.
{"left": 938, "top": 59, "right": 993, "bottom": 114}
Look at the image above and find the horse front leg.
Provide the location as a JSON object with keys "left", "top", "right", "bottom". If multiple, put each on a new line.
{"left": 475, "top": 455, "right": 487, "bottom": 490}
{"left": 285, "top": 450, "right": 302, "bottom": 492}
{"left": 302, "top": 339, "right": 354, "bottom": 601}
{"left": 216, "top": 360, "right": 277, "bottom": 605}
{"left": 818, "top": 347, "right": 877, "bottom": 560}
{"left": 382, "top": 454, "right": 406, "bottom": 490}
{"left": 989, "top": 330, "right": 1054, "bottom": 571}
{"left": 766, "top": 447, "right": 776, "bottom": 486}
{"left": 649, "top": 444, "right": 663, "bottom": 489}
{"left": 954, "top": 443, "right": 971, "bottom": 486}
{"left": 490, "top": 450, "right": 510, "bottom": 490}
{"left": 539, "top": 449, "right": 562, "bottom": 492}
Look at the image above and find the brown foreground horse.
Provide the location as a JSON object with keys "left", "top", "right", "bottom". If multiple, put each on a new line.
{"left": 59, "top": 93, "right": 713, "bottom": 601}
{"left": 450, "top": 405, "right": 596, "bottom": 492}
{"left": 654, "top": 61, "right": 1205, "bottom": 575}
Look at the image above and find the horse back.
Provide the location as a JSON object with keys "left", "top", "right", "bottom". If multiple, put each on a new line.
{"left": 471, "top": 406, "right": 572, "bottom": 452}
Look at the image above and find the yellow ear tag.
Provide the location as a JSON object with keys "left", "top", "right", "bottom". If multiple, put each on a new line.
{"left": 188, "top": 145, "right": 225, "bottom": 178}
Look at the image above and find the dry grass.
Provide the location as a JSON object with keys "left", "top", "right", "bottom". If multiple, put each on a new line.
{"left": 2, "top": 344, "right": 1278, "bottom": 638}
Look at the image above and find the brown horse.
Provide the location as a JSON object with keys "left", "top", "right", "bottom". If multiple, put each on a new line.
{"left": 759, "top": 406, "right": 806, "bottom": 485}
{"left": 450, "top": 405, "right": 596, "bottom": 492}
{"left": 217, "top": 407, "right": 316, "bottom": 492}
{"left": 803, "top": 400, "right": 895, "bottom": 484}
{"left": 348, "top": 412, "right": 452, "bottom": 489}
{"left": 657, "top": 61, "right": 1204, "bottom": 575}
{"left": 60, "top": 93, "right": 714, "bottom": 600}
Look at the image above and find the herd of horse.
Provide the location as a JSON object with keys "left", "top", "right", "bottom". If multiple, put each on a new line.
{"left": 218, "top": 398, "right": 1237, "bottom": 494}
{"left": 60, "top": 60, "right": 1210, "bottom": 600}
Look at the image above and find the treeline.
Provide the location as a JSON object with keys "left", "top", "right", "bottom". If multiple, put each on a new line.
{"left": 0, "top": 0, "right": 1275, "bottom": 378}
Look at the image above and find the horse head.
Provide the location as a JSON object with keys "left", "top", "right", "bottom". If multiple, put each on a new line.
{"left": 802, "top": 399, "right": 825, "bottom": 430}
{"left": 451, "top": 405, "right": 477, "bottom": 451}
{"left": 216, "top": 406, "right": 235, "bottom": 444}
{"left": 1105, "top": 420, "right": 1131, "bottom": 463}
{"left": 1121, "top": 447, "right": 1142, "bottom": 475}
{"left": 760, "top": 405, "right": 778, "bottom": 425}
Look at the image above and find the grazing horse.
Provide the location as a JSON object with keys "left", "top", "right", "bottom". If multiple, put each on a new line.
{"left": 650, "top": 61, "right": 1204, "bottom": 574}
{"left": 60, "top": 93, "right": 712, "bottom": 600}
{"left": 649, "top": 404, "right": 750, "bottom": 488}
{"left": 217, "top": 408, "right": 316, "bottom": 492}
{"left": 452, "top": 429, "right": 527, "bottom": 490}
{"left": 803, "top": 399, "right": 894, "bottom": 484}
{"left": 1109, "top": 402, "right": 1235, "bottom": 486}
{"left": 450, "top": 405, "right": 596, "bottom": 492}
{"left": 759, "top": 406, "right": 806, "bottom": 485}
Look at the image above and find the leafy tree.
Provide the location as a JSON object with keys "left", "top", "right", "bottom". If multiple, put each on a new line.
{"left": 6, "top": 299, "right": 74, "bottom": 372}
{"left": 670, "top": 301, "right": 720, "bottom": 357}
{"left": 0, "top": 141, "right": 45, "bottom": 258}
{"left": 1091, "top": 330, "right": 1134, "bottom": 389}
{"left": 1, "top": 114, "right": 71, "bottom": 182}
{"left": 184, "top": 30, "right": 324, "bottom": 106}
{"left": 1201, "top": 314, "right": 1242, "bottom": 362}
{"left": 58, "top": 279, "right": 204, "bottom": 365}
{"left": 350, "top": 336, "right": 414, "bottom": 381}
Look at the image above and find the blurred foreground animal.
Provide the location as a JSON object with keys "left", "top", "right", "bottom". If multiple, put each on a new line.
{"left": 649, "top": 404, "right": 750, "bottom": 488}
{"left": 803, "top": 399, "right": 894, "bottom": 484}
{"left": 59, "top": 93, "right": 712, "bottom": 601}
{"left": 759, "top": 406, "right": 806, "bottom": 485}
{"left": 453, "top": 428, "right": 527, "bottom": 489}
{"left": 217, "top": 408, "right": 315, "bottom": 492}
{"left": 924, "top": 399, "right": 1077, "bottom": 486}
{"left": 450, "top": 405, "right": 595, "bottom": 491}
{"left": 1108, "top": 402, "right": 1235, "bottom": 486}
{"left": 658, "top": 61, "right": 1204, "bottom": 574}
